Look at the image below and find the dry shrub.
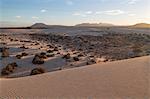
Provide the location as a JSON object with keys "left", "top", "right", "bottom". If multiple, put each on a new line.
{"left": 1, "top": 62, "right": 18, "bottom": 76}
{"left": 30, "top": 68, "right": 46, "bottom": 75}
{"left": 32, "top": 54, "right": 44, "bottom": 64}
{"left": 132, "top": 43, "right": 143, "bottom": 54}
{"left": 62, "top": 53, "right": 71, "bottom": 59}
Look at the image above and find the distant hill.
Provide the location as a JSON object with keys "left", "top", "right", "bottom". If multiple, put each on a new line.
{"left": 30, "top": 23, "right": 50, "bottom": 29}
{"left": 131, "top": 23, "right": 150, "bottom": 28}
{"left": 0, "top": 23, "right": 69, "bottom": 29}
{"left": 75, "top": 23, "right": 114, "bottom": 27}
{"left": 30, "top": 23, "right": 70, "bottom": 29}
{"left": 1, "top": 22, "right": 150, "bottom": 29}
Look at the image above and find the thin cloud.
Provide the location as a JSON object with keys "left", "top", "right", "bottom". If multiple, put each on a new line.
{"left": 72, "top": 12, "right": 81, "bottom": 16}
{"left": 73, "top": 10, "right": 125, "bottom": 17}
{"left": 72, "top": 12, "right": 87, "bottom": 17}
{"left": 41, "top": 9, "right": 47, "bottom": 13}
{"left": 128, "top": 0, "right": 139, "bottom": 4}
{"left": 85, "top": 11, "right": 93, "bottom": 14}
{"left": 15, "top": 16, "right": 21, "bottom": 18}
{"left": 95, "top": 11, "right": 103, "bottom": 15}
{"left": 128, "top": 13, "right": 136, "bottom": 16}
{"left": 95, "top": 10, "right": 125, "bottom": 15}
{"left": 32, "top": 16, "right": 39, "bottom": 19}
{"left": 105, "top": 10, "right": 125, "bottom": 15}
{"left": 73, "top": 11, "right": 93, "bottom": 16}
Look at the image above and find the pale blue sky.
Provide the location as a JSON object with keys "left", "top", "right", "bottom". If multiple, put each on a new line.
{"left": 0, "top": 0, "right": 150, "bottom": 27}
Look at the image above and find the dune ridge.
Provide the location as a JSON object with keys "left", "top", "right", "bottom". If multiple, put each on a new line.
{"left": 0, "top": 56, "right": 150, "bottom": 98}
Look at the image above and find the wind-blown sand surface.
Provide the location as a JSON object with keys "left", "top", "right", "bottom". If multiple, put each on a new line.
{"left": 0, "top": 56, "right": 149, "bottom": 98}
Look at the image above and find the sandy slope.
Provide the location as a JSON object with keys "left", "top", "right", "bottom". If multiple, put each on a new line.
{"left": 0, "top": 56, "right": 150, "bottom": 98}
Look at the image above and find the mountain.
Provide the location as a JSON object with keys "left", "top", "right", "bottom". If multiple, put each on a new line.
{"left": 30, "top": 23, "right": 50, "bottom": 29}
{"left": 75, "top": 23, "right": 114, "bottom": 27}
{"left": 131, "top": 23, "right": 150, "bottom": 28}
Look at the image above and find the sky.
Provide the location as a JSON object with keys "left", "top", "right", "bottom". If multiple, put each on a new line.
{"left": 0, "top": 0, "right": 150, "bottom": 27}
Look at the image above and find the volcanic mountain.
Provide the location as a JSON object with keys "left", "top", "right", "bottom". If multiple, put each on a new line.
{"left": 30, "top": 23, "right": 50, "bottom": 29}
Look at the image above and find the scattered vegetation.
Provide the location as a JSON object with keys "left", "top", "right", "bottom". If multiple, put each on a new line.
{"left": 16, "top": 54, "right": 22, "bottom": 59}
{"left": 20, "top": 45, "right": 28, "bottom": 49}
{"left": 30, "top": 68, "right": 46, "bottom": 75}
{"left": 73, "top": 57, "right": 80, "bottom": 61}
{"left": 53, "top": 47, "right": 59, "bottom": 51}
{"left": 16, "top": 52, "right": 28, "bottom": 59}
{"left": 32, "top": 54, "right": 44, "bottom": 64}
{"left": 47, "top": 49, "right": 53, "bottom": 53}
{"left": 21, "top": 52, "right": 28, "bottom": 56}
{"left": 47, "top": 54, "right": 55, "bottom": 57}
{"left": 62, "top": 53, "right": 71, "bottom": 59}
{"left": 1, "top": 62, "right": 18, "bottom": 76}
{"left": 1, "top": 47, "right": 9, "bottom": 57}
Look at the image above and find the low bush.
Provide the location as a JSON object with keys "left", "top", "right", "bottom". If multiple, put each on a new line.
{"left": 73, "top": 57, "right": 79, "bottom": 61}
{"left": 21, "top": 52, "right": 28, "bottom": 56}
{"left": 47, "top": 50, "right": 53, "bottom": 53}
{"left": 16, "top": 54, "right": 22, "bottom": 59}
{"left": 47, "top": 54, "right": 55, "bottom": 57}
{"left": 32, "top": 54, "right": 44, "bottom": 64}
{"left": 1, "top": 62, "right": 18, "bottom": 76}
{"left": 62, "top": 53, "right": 71, "bottom": 59}
{"left": 30, "top": 68, "right": 46, "bottom": 75}
{"left": 1, "top": 47, "right": 9, "bottom": 57}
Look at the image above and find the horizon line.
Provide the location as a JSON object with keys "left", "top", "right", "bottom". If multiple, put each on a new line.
{"left": 0, "top": 22, "right": 150, "bottom": 28}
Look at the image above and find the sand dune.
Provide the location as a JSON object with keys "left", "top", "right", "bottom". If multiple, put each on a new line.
{"left": 0, "top": 56, "right": 149, "bottom": 98}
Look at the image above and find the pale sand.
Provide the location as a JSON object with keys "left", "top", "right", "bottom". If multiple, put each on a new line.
{"left": 0, "top": 56, "right": 150, "bottom": 98}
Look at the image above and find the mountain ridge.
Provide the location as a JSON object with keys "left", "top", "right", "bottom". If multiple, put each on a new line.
{"left": 0, "top": 22, "right": 150, "bottom": 29}
{"left": 131, "top": 23, "right": 150, "bottom": 28}
{"left": 75, "top": 23, "right": 114, "bottom": 27}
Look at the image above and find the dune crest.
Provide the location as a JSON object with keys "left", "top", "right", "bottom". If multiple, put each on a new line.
{"left": 0, "top": 56, "right": 149, "bottom": 98}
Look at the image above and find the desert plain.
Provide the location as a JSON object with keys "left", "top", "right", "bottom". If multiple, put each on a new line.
{"left": 0, "top": 24, "right": 150, "bottom": 98}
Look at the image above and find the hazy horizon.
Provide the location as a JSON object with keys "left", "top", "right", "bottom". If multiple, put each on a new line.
{"left": 1, "top": 0, "right": 150, "bottom": 27}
